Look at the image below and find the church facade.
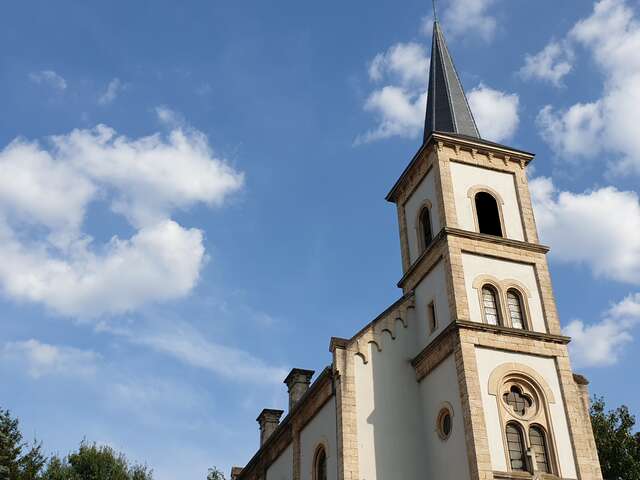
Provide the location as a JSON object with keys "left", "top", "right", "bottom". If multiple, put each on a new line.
{"left": 231, "top": 21, "right": 603, "bottom": 480}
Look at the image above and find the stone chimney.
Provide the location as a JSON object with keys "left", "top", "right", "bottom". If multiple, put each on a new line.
{"left": 256, "top": 408, "right": 284, "bottom": 446}
{"left": 573, "top": 373, "right": 591, "bottom": 415}
{"left": 284, "top": 368, "right": 315, "bottom": 411}
{"left": 230, "top": 467, "right": 243, "bottom": 480}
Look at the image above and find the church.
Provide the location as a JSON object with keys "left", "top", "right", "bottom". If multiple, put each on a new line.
{"left": 230, "top": 19, "right": 604, "bottom": 480}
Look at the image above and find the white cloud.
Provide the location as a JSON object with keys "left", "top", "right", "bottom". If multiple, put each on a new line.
{"left": 565, "top": 293, "right": 640, "bottom": 367}
{"left": 357, "top": 30, "right": 519, "bottom": 144}
{"left": 135, "top": 327, "right": 287, "bottom": 385}
{"left": 98, "top": 78, "right": 125, "bottom": 105}
{"left": 530, "top": 177, "right": 640, "bottom": 284}
{"left": 537, "top": 0, "right": 640, "bottom": 174}
{"left": 101, "top": 319, "right": 287, "bottom": 385}
{"left": 357, "top": 42, "right": 430, "bottom": 144}
{"left": 442, "top": 0, "right": 498, "bottom": 42}
{"left": 357, "top": 87, "right": 427, "bottom": 144}
{"left": 468, "top": 84, "right": 520, "bottom": 142}
{"left": 1, "top": 339, "right": 99, "bottom": 378}
{"left": 0, "top": 220, "right": 206, "bottom": 318}
{"left": 49, "top": 122, "right": 244, "bottom": 227}
{"left": 537, "top": 103, "right": 604, "bottom": 158}
{"left": 29, "top": 70, "right": 67, "bottom": 91}
{"left": 0, "top": 113, "right": 243, "bottom": 318}
{"left": 519, "top": 41, "right": 574, "bottom": 87}
{"left": 368, "top": 42, "right": 429, "bottom": 86}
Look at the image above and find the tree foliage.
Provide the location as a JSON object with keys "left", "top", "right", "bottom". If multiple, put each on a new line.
{"left": 44, "top": 442, "right": 153, "bottom": 480}
{"left": 0, "top": 408, "right": 46, "bottom": 480}
{"left": 591, "top": 396, "right": 640, "bottom": 480}
{"left": 0, "top": 408, "right": 152, "bottom": 480}
{"left": 206, "top": 467, "right": 226, "bottom": 480}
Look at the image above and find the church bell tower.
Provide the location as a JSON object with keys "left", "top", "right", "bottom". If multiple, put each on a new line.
{"left": 382, "top": 20, "right": 603, "bottom": 480}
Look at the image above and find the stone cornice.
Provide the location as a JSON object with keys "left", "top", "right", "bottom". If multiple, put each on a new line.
{"left": 493, "top": 472, "right": 563, "bottom": 480}
{"left": 448, "top": 228, "right": 550, "bottom": 253}
{"left": 411, "top": 322, "right": 457, "bottom": 381}
{"left": 455, "top": 320, "right": 571, "bottom": 345}
{"left": 397, "top": 228, "right": 549, "bottom": 289}
{"left": 386, "top": 132, "right": 534, "bottom": 203}
{"left": 412, "top": 321, "right": 571, "bottom": 382}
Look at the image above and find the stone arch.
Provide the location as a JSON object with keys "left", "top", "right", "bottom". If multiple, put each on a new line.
{"left": 488, "top": 362, "right": 556, "bottom": 404}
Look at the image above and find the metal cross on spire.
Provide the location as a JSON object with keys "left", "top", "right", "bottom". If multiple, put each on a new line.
{"left": 433, "top": 0, "right": 438, "bottom": 22}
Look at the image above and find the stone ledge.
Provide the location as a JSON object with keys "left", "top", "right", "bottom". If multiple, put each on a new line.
{"left": 493, "top": 472, "right": 563, "bottom": 480}
{"left": 397, "top": 228, "right": 550, "bottom": 289}
{"left": 386, "top": 132, "right": 534, "bottom": 203}
{"left": 456, "top": 320, "right": 571, "bottom": 345}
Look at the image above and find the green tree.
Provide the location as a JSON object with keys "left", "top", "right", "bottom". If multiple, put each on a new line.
{"left": 206, "top": 467, "right": 226, "bottom": 480}
{"left": 0, "top": 408, "right": 46, "bottom": 480}
{"left": 43, "top": 442, "right": 153, "bottom": 480}
{"left": 591, "top": 397, "right": 640, "bottom": 480}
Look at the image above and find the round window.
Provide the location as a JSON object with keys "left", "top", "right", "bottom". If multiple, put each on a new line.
{"left": 437, "top": 407, "right": 453, "bottom": 440}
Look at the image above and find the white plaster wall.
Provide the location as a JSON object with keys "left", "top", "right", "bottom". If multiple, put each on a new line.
{"left": 414, "top": 259, "right": 451, "bottom": 348}
{"left": 300, "top": 398, "right": 338, "bottom": 480}
{"left": 462, "top": 253, "right": 547, "bottom": 333}
{"left": 266, "top": 444, "right": 293, "bottom": 480}
{"left": 404, "top": 169, "right": 441, "bottom": 264}
{"left": 354, "top": 319, "right": 427, "bottom": 480}
{"left": 418, "top": 355, "right": 471, "bottom": 480}
{"left": 449, "top": 161, "right": 524, "bottom": 241}
{"left": 475, "top": 348, "right": 577, "bottom": 479}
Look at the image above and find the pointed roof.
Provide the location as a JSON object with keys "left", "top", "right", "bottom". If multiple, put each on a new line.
{"left": 424, "top": 21, "right": 480, "bottom": 141}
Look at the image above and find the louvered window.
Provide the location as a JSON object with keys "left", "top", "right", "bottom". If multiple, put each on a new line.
{"left": 482, "top": 286, "right": 500, "bottom": 325}
{"left": 507, "top": 290, "right": 525, "bottom": 329}
{"left": 506, "top": 423, "right": 527, "bottom": 471}
{"left": 530, "top": 426, "right": 551, "bottom": 474}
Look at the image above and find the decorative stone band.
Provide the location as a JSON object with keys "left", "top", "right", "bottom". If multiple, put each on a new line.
{"left": 386, "top": 132, "right": 534, "bottom": 205}
{"left": 411, "top": 321, "right": 570, "bottom": 383}
{"left": 398, "top": 227, "right": 550, "bottom": 291}
{"left": 493, "top": 472, "right": 565, "bottom": 480}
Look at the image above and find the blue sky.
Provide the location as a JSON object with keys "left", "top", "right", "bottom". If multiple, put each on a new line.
{"left": 1, "top": 0, "right": 640, "bottom": 478}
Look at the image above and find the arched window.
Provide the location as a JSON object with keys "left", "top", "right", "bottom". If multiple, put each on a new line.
{"left": 475, "top": 192, "right": 503, "bottom": 237}
{"left": 503, "top": 386, "right": 533, "bottom": 416}
{"left": 490, "top": 367, "right": 559, "bottom": 477}
{"left": 314, "top": 446, "right": 327, "bottom": 480}
{"left": 506, "top": 423, "right": 527, "bottom": 472}
{"left": 507, "top": 290, "right": 526, "bottom": 330}
{"left": 481, "top": 285, "right": 500, "bottom": 326}
{"left": 419, "top": 206, "right": 433, "bottom": 249}
{"left": 530, "top": 426, "right": 551, "bottom": 474}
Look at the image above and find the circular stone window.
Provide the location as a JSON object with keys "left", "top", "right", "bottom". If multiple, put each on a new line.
{"left": 437, "top": 407, "right": 453, "bottom": 440}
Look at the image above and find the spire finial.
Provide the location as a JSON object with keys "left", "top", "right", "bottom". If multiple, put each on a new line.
{"left": 432, "top": 0, "right": 438, "bottom": 22}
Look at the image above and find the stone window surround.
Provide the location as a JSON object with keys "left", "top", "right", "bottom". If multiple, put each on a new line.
{"left": 415, "top": 199, "right": 435, "bottom": 254}
{"left": 467, "top": 185, "right": 508, "bottom": 239}
{"left": 436, "top": 401, "right": 455, "bottom": 441}
{"left": 312, "top": 441, "right": 329, "bottom": 480}
{"left": 488, "top": 363, "right": 561, "bottom": 477}
{"left": 472, "top": 275, "right": 534, "bottom": 332}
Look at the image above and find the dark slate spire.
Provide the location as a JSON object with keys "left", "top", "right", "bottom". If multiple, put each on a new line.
{"left": 424, "top": 21, "right": 480, "bottom": 141}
